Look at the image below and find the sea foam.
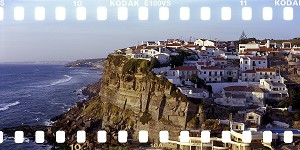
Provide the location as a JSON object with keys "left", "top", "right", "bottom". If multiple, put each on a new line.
{"left": 0, "top": 101, "right": 20, "bottom": 111}
{"left": 50, "top": 75, "right": 72, "bottom": 86}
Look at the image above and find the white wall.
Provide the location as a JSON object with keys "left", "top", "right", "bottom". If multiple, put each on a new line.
{"left": 207, "top": 82, "right": 259, "bottom": 93}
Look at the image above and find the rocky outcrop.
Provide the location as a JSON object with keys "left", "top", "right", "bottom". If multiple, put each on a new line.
{"left": 47, "top": 54, "right": 206, "bottom": 149}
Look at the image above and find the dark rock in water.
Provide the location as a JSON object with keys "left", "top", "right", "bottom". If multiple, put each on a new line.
{"left": 50, "top": 114, "right": 64, "bottom": 122}
{"left": 82, "top": 80, "right": 101, "bottom": 98}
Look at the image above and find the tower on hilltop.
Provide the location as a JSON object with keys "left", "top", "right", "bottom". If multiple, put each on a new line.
{"left": 239, "top": 30, "right": 248, "bottom": 44}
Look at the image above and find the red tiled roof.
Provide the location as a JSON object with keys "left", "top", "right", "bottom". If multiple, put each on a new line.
{"left": 256, "top": 68, "right": 276, "bottom": 72}
{"left": 197, "top": 62, "right": 211, "bottom": 66}
{"left": 251, "top": 57, "right": 266, "bottom": 60}
{"left": 279, "top": 48, "right": 292, "bottom": 51}
{"left": 212, "top": 57, "right": 226, "bottom": 61}
{"left": 184, "top": 45, "right": 196, "bottom": 48}
{"left": 170, "top": 66, "right": 198, "bottom": 71}
{"left": 293, "top": 48, "right": 300, "bottom": 51}
{"left": 245, "top": 48, "right": 259, "bottom": 52}
{"left": 205, "top": 46, "right": 216, "bottom": 48}
{"left": 166, "top": 43, "right": 181, "bottom": 47}
{"left": 201, "top": 66, "right": 223, "bottom": 70}
{"left": 259, "top": 46, "right": 273, "bottom": 51}
{"left": 242, "top": 70, "right": 256, "bottom": 73}
{"left": 224, "top": 86, "right": 263, "bottom": 92}
{"left": 240, "top": 52, "right": 253, "bottom": 55}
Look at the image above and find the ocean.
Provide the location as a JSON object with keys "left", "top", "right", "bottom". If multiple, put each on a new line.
{"left": 0, "top": 64, "right": 102, "bottom": 150}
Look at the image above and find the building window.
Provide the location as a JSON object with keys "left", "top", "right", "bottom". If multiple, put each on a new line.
{"left": 270, "top": 72, "right": 272, "bottom": 75}
{"left": 220, "top": 72, "right": 223, "bottom": 76}
{"left": 204, "top": 71, "right": 206, "bottom": 74}
{"left": 259, "top": 61, "right": 261, "bottom": 64}
{"left": 209, "top": 72, "right": 211, "bottom": 76}
{"left": 215, "top": 72, "right": 217, "bottom": 76}
{"left": 245, "top": 67, "right": 247, "bottom": 70}
{"left": 245, "top": 61, "right": 247, "bottom": 64}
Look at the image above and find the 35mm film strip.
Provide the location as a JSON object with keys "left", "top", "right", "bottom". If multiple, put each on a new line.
{"left": 1, "top": 0, "right": 300, "bottom": 149}
{"left": 0, "top": 6, "right": 296, "bottom": 21}
{"left": 0, "top": 0, "right": 299, "bottom": 21}
{"left": 0, "top": 130, "right": 296, "bottom": 144}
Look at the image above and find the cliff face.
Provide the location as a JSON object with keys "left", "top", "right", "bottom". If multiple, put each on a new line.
{"left": 47, "top": 54, "right": 204, "bottom": 149}
{"left": 98, "top": 54, "right": 205, "bottom": 139}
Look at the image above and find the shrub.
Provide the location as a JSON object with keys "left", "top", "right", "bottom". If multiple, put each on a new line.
{"left": 140, "top": 112, "right": 152, "bottom": 125}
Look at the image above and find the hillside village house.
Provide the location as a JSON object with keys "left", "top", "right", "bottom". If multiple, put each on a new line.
{"left": 154, "top": 53, "right": 170, "bottom": 64}
{"left": 168, "top": 66, "right": 198, "bottom": 80}
{"left": 198, "top": 66, "right": 225, "bottom": 82}
{"left": 259, "top": 76, "right": 289, "bottom": 100}
{"left": 211, "top": 57, "right": 227, "bottom": 68}
{"left": 214, "top": 86, "right": 264, "bottom": 107}
{"left": 240, "top": 57, "right": 267, "bottom": 71}
{"left": 178, "top": 86, "right": 209, "bottom": 99}
{"left": 224, "top": 66, "right": 239, "bottom": 82}
{"left": 244, "top": 110, "right": 264, "bottom": 127}
{"left": 194, "top": 39, "right": 215, "bottom": 46}
{"left": 291, "top": 47, "right": 300, "bottom": 54}
{"left": 239, "top": 43, "right": 260, "bottom": 53}
{"left": 201, "top": 46, "right": 225, "bottom": 57}
{"left": 240, "top": 68, "right": 277, "bottom": 82}
{"left": 116, "top": 38, "right": 292, "bottom": 106}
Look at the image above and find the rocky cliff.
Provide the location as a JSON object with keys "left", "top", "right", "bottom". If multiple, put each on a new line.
{"left": 47, "top": 54, "right": 205, "bottom": 149}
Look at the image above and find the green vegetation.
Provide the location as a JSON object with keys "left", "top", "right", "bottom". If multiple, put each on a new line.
{"left": 170, "top": 50, "right": 192, "bottom": 67}
{"left": 122, "top": 57, "right": 160, "bottom": 75}
{"left": 82, "top": 97, "right": 105, "bottom": 119}
{"left": 140, "top": 112, "right": 152, "bottom": 125}
{"left": 108, "top": 54, "right": 128, "bottom": 66}
{"left": 188, "top": 116, "right": 199, "bottom": 127}
{"left": 278, "top": 85, "right": 300, "bottom": 109}
{"left": 159, "top": 117, "right": 173, "bottom": 124}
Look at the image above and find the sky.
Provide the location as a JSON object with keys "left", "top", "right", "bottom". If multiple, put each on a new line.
{"left": 0, "top": 0, "right": 299, "bottom": 62}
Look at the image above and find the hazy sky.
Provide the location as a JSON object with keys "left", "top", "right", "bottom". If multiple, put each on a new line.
{"left": 0, "top": 0, "right": 299, "bottom": 62}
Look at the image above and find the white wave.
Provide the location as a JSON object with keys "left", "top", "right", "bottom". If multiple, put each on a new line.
{"left": 44, "top": 119, "right": 54, "bottom": 126}
{"left": 50, "top": 75, "right": 72, "bottom": 86}
{"left": 0, "top": 101, "right": 20, "bottom": 111}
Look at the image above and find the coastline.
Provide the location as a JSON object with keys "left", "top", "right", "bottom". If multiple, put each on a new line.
{"left": 0, "top": 63, "right": 103, "bottom": 149}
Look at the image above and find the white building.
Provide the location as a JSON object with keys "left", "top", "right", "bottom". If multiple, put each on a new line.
{"left": 198, "top": 66, "right": 225, "bottom": 82}
{"left": 224, "top": 66, "right": 239, "bottom": 82}
{"left": 140, "top": 48, "right": 159, "bottom": 58}
{"left": 154, "top": 53, "right": 170, "bottom": 64}
{"left": 168, "top": 66, "right": 198, "bottom": 80}
{"left": 178, "top": 86, "right": 209, "bottom": 99}
{"left": 256, "top": 68, "right": 276, "bottom": 80}
{"left": 239, "top": 43, "right": 260, "bottom": 53}
{"left": 194, "top": 39, "right": 215, "bottom": 46}
{"left": 291, "top": 47, "right": 300, "bottom": 54}
{"left": 240, "top": 68, "right": 277, "bottom": 82}
{"left": 245, "top": 110, "right": 264, "bottom": 126}
{"left": 259, "top": 76, "right": 289, "bottom": 100}
{"left": 240, "top": 57, "right": 267, "bottom": 71}
{"left": 214, "top": 86, "right": 265, "bottom": 106}
{"left": 211, "top": 57, "right": 227, "bottom": 67}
